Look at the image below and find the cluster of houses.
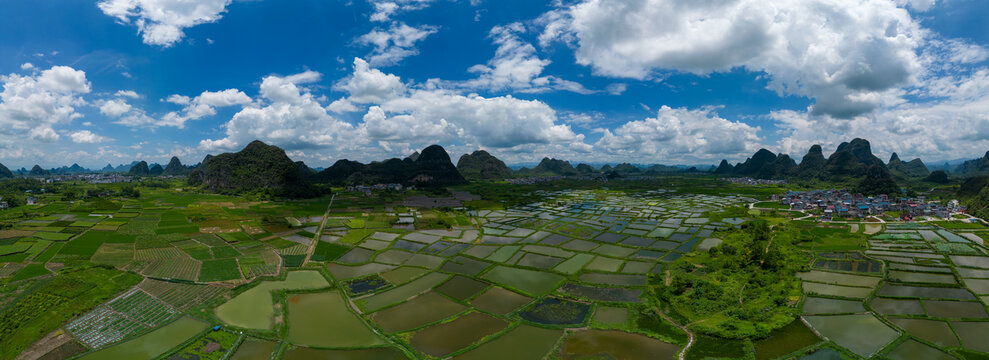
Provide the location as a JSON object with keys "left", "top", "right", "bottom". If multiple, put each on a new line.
{"left": 724, "top": 177, "right": 787, "bottom": 185}
{"left": 30, "top": 173, "right": 134, "bottom": 184}
{"left": 345, "top": 183, "right": 408, "bottom": 197}
{"left": 777, "top": 190, "right": 965, "bottom": 220}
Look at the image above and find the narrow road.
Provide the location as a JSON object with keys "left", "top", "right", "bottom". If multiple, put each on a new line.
{"left": 302, "top": 194, "right": 335, "bottom": 266}
{"left": 658, "top": 310, "right": 694, "bottom": 360}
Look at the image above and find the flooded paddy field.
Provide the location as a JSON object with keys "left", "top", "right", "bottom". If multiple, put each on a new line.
{"left": 34, "top": 188, "right": 989, "bottom": 360}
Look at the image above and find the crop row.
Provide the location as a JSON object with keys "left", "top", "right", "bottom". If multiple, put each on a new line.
{"left": 138, "top": 279, "right": 228, "bottom": 311}
{"left": 142, "top": 258, "right": 200, "bottom": 281}
{"left": 135, "top": 246, "right": 186, "bottom": 261}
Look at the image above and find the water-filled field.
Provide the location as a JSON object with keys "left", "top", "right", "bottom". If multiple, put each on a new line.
{"left": 285, "top": 291, "right": 385, "bottom": 347}
{"left": 559, "top": 329, "right": 679, "bottom": 359}
{"left": 81, "top": 317, "right": 209, "bottom": 360}
{"left": 804, "top": 314, "right": 899, "bottom": 357}
{"left": 215, "top": 271, "right": 330, "bottom": 329}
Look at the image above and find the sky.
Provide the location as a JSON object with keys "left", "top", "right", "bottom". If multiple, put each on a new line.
{"left": 1, "top": 0, "right": 988, "bottom": 169}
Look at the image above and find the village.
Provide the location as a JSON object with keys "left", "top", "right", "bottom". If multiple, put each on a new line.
{"left": 776, "top": 189, "right": 968, "bottom": 221}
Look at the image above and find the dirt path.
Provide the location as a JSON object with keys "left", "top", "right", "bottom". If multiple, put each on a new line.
{"left": 302, "top": 194, "right": 335, "bottom": 267}
{"left": 657, "top": 310, "right": 695, "bottom": 360}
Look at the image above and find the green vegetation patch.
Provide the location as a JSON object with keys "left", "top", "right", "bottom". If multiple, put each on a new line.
{"left": 198, "top": 259, "right": 242, "bottom": 282}
{"left": 481, "top": 266, "right": 565, "bottom": 296}
{"left": 310, "top": 242, "right": 350, "bottom": 262}
{"left": 0, "top": 266, "right": 142, "bottom": 359}
{"left": 9, "top": 263, "right": 52, "bottom": 282}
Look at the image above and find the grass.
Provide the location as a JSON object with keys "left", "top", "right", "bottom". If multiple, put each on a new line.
{"left": 9, "top": 263, "right": 51, "bottom": 282}
{"left": 198, "top": 259, "right": 242, "bottom": 282}
{"left": 211, "top": 246, "right": 241, "bottom": 259}
{"left": 57, "top": 232, "right": 109, "bottom": 259}
{"left": 340, "top": 229, "right": 374, "bottom": 244}
{"left": 217, "top": 232, "right": 252, "bottom": 244}
{"left": 33, "top": 232, "right": 72, "bottom": 241}
{"left": 345, "top": 219, "right": 366, "bottom": 229}
{"left": 933, "top": 221, "right": 985, "bottom": 230}
{"left": 310, "top": 242, "right": 350, "bottom": 262}
{"left": 754, "top": 201, "right": 790, "bottom": 209}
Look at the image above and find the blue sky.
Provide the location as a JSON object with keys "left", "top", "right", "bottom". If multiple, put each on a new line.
{"left": 1, "top": 0, "right": 987, "bottom": 169}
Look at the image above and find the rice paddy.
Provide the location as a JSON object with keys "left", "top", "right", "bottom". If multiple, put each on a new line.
{"left": 7, "top": 186, "right": 989, "bottom": 360}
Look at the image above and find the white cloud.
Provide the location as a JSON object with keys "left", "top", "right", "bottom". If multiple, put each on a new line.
{"left": 20, "top": 63, "right": 35, "bottom": 71}
{"left": 594, "top": 106, "right": 762, "bottom": 161}
{"left": 99, "top": 99, "right": 133, "bottom": 117}
{"left": 115, "top": 90, "right": 141, "bottom": 98}
{"left": 165, "top": 94, "right": 191, "bottom": 105}
{"left": 335, "top": 58, "right": 406, "bottom": 104}
{"left": 334, "top": 59, "right": 587, "bottom": 149}
{"left": 541, "top": 0, "right": 930, "bottom": 118}
{"left": 357, "top": 23, "right": 437, "bottom": 67}
{"left": 368, "top": 0, "right": 433, "bottom": 22}
{"left": 29, "top": 127, "right": 60, "bottom": 142}
{"left": 773, "top": 68, "right": 989, "bottom": 162}
{"left": 461, "top": 23, "right": 592, "bottom": 94}
{"left": 97, "top": 0, "right": 233, "bottom": 47}
{"left": 200, "top": 71, "right": 359, "bottom": 151}
{"left": 0, "top": 66, "right": 90, "bottom": 142}
{"left": 69, "top": 130, "right": 110, "bottom": 144}
{"left": 159, "top": 88, "right": 251, "bottom": 128}
{"left": 204, "top": 60, "right": 590, "bottom": 161}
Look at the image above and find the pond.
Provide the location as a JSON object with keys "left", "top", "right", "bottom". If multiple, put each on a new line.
{"left": 370, "top": 292, "right": 466, "bottom": 332}
{"left": 481, "top": 266, "right": 564, "bottom": 296}
{"left": 285, "top": 291, "right": 385, "bottom": 348}
{"left": 753, "top": 320, "right": 820, "bottom": 360}
{"left": 519, "top": 298, "right": 591, "bottom": 326}
{"left": 558, "top": 283, "right": 642, "bottom": 303}
{"left": 81, "top": 317, "right": 208, "bottom": 360}
{"left": 870, "top": 298, "right": 925, "bottom": 315}
{"left": 410, "top": 312, "right": 508, "bottom": 357}
{"left": 801, "top": 297, "right": 864, "bottom": 315}
{"left": 435, "top": 275, "right": 489, "bottom": 301}
{"left": 215, "top": 271, "right": 330, "bottom": 330}
{"left": 451, "top": 325, "right": 563, "bottom": 360}
{"left": 592, "top": 306, "right": 628, "bottom": 327}
{"left": 358, "top": 272, "right": 448, "bottom": 312}
{"left": 470, "top": 286, "right": 532, "bottom": 315}
{"left": 801, "top": 282, "right": 873, "bottom": 298}
{"left": 229, "top": 338, "right": 278, "bottom": 360}
{"left": 887, "top": 340, "right": 954, "bottom": 360}
{"left": 804, "top": 314, "right": 899, "bottom": 357}
{"left": 280, "top": 347, "right": 407, "bottom": 360}
{"left": 559, "top": 329, "right": 679, "bottom": 360}
{"left": 952, "top": 321, "right": 989, "bottom": 353}
{"left": 887, "top": 318, "right": 959, "bottom": 347}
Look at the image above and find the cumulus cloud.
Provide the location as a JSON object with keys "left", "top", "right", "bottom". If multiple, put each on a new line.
{"left": 540, "top": 0, "right": 930, "bottom": 118}
{"left": 461, "top": 23, "right": 592, "bottom": 94}
{"left": 203, "top": 59, "right": 590, "bottom": 161}
{"left": 69, "top": 130, "right": 111, "bottom": 144}
{"left": 115, "top": 90, "right": 141, "bottom": 98}
{"left": 99, "top": 99, "right": 133, "bottom": 117}
{"left": 368, "top": 0, "right": 433, "bottom": 22}
{"left": 773, "top": 67, "right": 989, "bottom": 162}
{"left": 595, "top": 106, "right": 762, "bottom": 161}
{"left": 200, "top": 71, "right": 359, "bottom": 151}
{"left": 97, "top": 0, "right": 233, "bottom": 47}
{"left": 334, "top": 59, "right": 406, "bottom": 104}
{"left": 333, "top": 58, "right": 586, "bottom": 149}
{"left": 357, "top": 23, "right": 437, "bottom": 67}
{"left": 0, "top": 66, "right": 90, "bottom": 142}
{"left": 159, "top": 88, "right": 251, "bottom": 128}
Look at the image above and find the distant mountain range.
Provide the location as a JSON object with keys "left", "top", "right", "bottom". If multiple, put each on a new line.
{"left": 314, "top": 145, "right": 467, "bottom": 186}
{"left": 715, "top": 138, "right": 933, "bottom": 183}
